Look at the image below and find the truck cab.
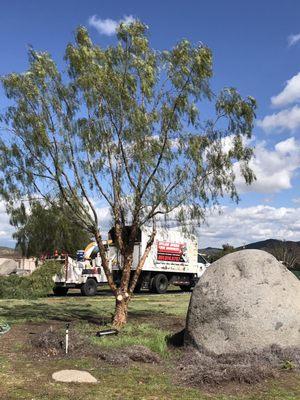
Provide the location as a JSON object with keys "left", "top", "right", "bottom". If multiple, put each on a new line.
{"left": 197, "top": 253, "right": 210, "bottom": 278}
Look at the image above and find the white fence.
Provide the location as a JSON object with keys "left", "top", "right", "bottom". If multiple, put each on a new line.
{"left": 16, "top": 258, "right": 37, "bottom": 273}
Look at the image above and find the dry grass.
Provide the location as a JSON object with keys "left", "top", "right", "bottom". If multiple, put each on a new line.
{"left": 32, "top": 326, "right": 300, "bottom": 388}
{"left": 177, "top": 344, "right": 300, "bottom": 387}
{"left": 97, "top": 344, "right": 161, "bottom": 365}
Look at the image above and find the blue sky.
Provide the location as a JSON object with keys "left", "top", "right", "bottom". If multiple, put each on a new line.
{"left": 1, "top": 0, "right": 300, "bottom": 247}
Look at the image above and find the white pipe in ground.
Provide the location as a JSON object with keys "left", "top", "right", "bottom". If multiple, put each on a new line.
{"left": 65, "top": 323, "right": 70, "bottom": 355}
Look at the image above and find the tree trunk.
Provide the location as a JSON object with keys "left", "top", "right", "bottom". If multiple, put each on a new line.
{"left": 94, "top": 226, "right": 155, "bottom": 329}
{"left": 94, "top": 231, "right": 117, "bottom": 293}
{"left": 112, "top": 293, "right": 129, "bottom": 329}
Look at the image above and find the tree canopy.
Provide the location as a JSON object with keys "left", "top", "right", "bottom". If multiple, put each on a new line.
{"left": 9, "top": 201, "right": 91, "bottom": 258}
{"left": 0, "top": 21, "right": 257, "bottom": 326}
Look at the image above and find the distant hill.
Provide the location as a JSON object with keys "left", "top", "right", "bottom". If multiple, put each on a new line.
{"left": 200, "top": 239, "right": 300, "bottom": 271}
{"left": 0, "top": 246, "right": 20, "bottom": 259}
{"left": 237, "top": 238, "right": 300, "bottom": 251}
{"left": 199, "top": 247, "right": 221, "bottom": 256}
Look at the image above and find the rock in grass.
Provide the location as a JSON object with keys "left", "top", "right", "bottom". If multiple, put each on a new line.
{"left": 185, "top": 249, "right": 300, "bottom": 354}
{"left": 52, "top": 369, "right": 97, "bottom": 383}
{"left": 0, "top": 258, "right": 18, "bottom": 275}
{"left": 0, "top": 320, "right": 10, "bottom": 336}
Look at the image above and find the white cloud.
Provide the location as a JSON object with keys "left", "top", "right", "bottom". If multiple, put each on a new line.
{"left": 95, "top": 203, "right": 300, "bottom": 247}
{"left": 234, "top": 137, "right": 300, "bottom": 194}
{"left": 1, "top": 139, "right": 300, "bottom": 248}
{"left": 0, "top": 201, "right": 15, "bottom": 247}
{"left": 288, "top": 33, "right": 300, "bottom": 47}
{"left": 257, "top": 105, "right": 300, "bottom": 132}
{"left": 271, "top": 72, "right": 300, "bottom": 107}
{"left": 1, "top": 199, "right": 300, "bottom": 250}
{"left": 95, "top": 205, "right": 111, "bottom": 235}
{"left": 199, "top": 205, "right": 300, "bottom": 247}
{"left": 88, "top": 15, "right": 135, "bottom": 36}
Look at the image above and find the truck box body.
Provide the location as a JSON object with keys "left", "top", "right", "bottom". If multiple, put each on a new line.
{"left": 109, "top": 227, "right": 206, "bottom": 278}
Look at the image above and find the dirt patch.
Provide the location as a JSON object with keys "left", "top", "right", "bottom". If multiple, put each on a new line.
{"left": 128, "top": 312, "right": 185, "bottom": 333}
{"left": 4, "top": 320, "right": 300, "bottom": 396}
{"left": 30, "top": 327, "right": 161, "bottom": 365}
{"left": 125, "top": 345, "right": 161, "bottom": 363}
{"left": 30, "top": 326, "right": 90, "bottom": 358}
{"left": 0, "top": 321, "right": 62, "bottom": 363}
{"left": 98, "top": 345, "right": 161, "bottom": 365}
{"left": 176, "top": 344, "right": 300, "bottom": 388}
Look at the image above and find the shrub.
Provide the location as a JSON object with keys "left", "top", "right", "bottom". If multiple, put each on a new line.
{"left": 0, "top": 261, "right": 62, "bottom": 299}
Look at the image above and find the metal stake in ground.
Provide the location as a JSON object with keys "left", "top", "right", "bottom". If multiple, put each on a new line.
{"left": 65, "top": 323, "right": 70, "bottom": 355}
{"left": 96, "top": 329, "right": 118, "bottom": 337}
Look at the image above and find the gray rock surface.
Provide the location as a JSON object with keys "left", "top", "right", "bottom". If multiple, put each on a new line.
{"left": 52, "top": 369, "right": 97, "bottom": 383}
{"left": 185, "top": 249, "right": 300, "bottom": 354}
{"left": 0, "top": 258, "right": 18, "bottom": 275}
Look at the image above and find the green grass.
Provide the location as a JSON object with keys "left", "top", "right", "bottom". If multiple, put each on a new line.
{"left": 292, "top": 270, "right": 300, "bottom": 279}
{"left": 0, "top": 356, "right": 299, "bottom": 400}
{"left": 0, "top": 289, "right": 189, "bottom": 325}
{"left": 0, "top": 290, "right": 299, "bottom": 399}
{"left": 91, "top": 322, "right": 170, "bottom": 357}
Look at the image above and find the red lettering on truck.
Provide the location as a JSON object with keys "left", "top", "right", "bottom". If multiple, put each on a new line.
{"left": 156, "top": 241, "right": 187, "bottom": 263}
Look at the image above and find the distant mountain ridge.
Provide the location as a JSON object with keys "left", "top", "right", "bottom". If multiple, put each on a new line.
{"left": 237, "top": 238, "right": 300, "bottom": 251}
{"left": 201, "top": 238, "right": 300, "bottom": 252}
{"left": 200, "top": 238, "right": 300, "bottom": 270}
{"left": 199, "top": 247, "right": 221, "bottom": 256}
{"left": 0, "top": 246, "right": 20, "bottom": 259}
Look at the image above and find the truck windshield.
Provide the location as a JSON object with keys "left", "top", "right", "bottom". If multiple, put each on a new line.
{"left": 198, "top": 254, "right": 207, "bottom": 264}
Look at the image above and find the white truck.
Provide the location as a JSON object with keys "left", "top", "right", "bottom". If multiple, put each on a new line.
{"left": 52, "top": 255, "right": 108, "bottom": 296}
{"left": 53, "top": 227, "right": 209, "bottom": 296}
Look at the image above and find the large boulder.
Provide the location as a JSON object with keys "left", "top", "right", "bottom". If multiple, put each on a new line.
{"left": 185, "top": 249, "right": 300, "bottom": 354}
{"left": 0, "top": 258, "right": 18, "bottom": 275}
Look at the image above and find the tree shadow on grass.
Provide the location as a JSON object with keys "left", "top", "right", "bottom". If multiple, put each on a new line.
{"left": 0, "top": 302, "right": 111, "bottom": 325}
{"left": 59, "top": 287, "right": 184, "bottom": 298}
{"left": 0, "top": 302, "right": 182, "bottom": 329}
{"left": 0, "top": 287, "right": 187, "bottom": 327}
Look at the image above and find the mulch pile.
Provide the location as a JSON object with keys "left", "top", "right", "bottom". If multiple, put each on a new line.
{"left": 177, "top": 344, "right": 300, "bottom": 387}
{"left": 30, "top": 328, "right": 161, "bottom": 365}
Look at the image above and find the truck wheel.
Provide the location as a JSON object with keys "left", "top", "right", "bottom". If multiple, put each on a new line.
{"left": 180, "top": 285, "right": 192, "bottom": 292}
{"left": 81, "top": 279, "right": 98, "bottom": 296}
{"left": 133, "top": 281, "right": 142, "bottom": 293}
{"left": 53, "top": 287, "right": 68, "bottom": 296}
{"left": 150, "top": 274, "right": 168, "bottom": 294}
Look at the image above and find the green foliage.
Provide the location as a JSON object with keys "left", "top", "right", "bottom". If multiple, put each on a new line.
{"left": 292, "top": 270, "right": 300, "bottom": 279}
{"left": 0, "top": 21, "right": 257, "bottom": 304}
{"left": 0, "top": 261, "right": 62, "bottom": 299}
{"left": 0, "top": 20, "right": 256, "bottom": 236}
{"left": 209, "top": 243, "right": 236, "bottom": 262}
{"left": 8, "top": 200, "right": 91, "bottom": 257}
{"left": 281, "top": 360, "right": 295, "bottom": 370}
{"left": 0, "top": 317, "right": 10, "bottom": 335}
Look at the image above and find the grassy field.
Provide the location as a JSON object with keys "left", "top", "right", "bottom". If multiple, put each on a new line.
{"left": 0, "top": 288, "right": 299, "bottom": 400}
{"left": 292, "top": 270, "right": 300, "bottom": 279}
